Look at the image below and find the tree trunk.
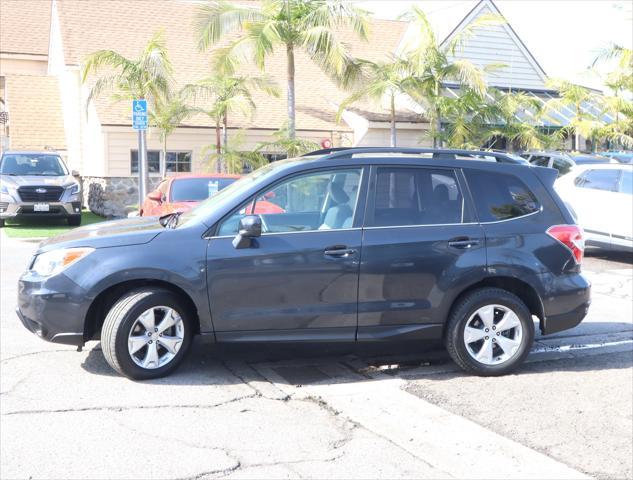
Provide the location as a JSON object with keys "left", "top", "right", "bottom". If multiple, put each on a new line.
{"left": 161, "top": 134, "right": 167, "bottom": 178}
{"left": 287, "top": 43, "right": 296, "bottom": 140}
{"left": 390, "top": 94, "right": 396, "bottom": 147}
{"left": 215, "top": 119, "right": 222, "bottom": 173}
{"left": 433, "top": 109, "right": 442, "bottom": 149}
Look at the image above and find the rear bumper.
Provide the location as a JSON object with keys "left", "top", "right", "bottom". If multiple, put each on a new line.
{"left": 539, "top": 272, "right": 591, "bottom": 335}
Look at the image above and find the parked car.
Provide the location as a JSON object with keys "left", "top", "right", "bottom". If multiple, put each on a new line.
{"left": 17, "top": 147, "right": 590, "bottom": 380}
{"left": 555, "top": 163, "right": 632, "bottom": 252}
{"left": 140, "top": 173, "right": 285, "bottom": 217}
{"left": 140, "top": 174, "right": 240, "bottom": 216}
{"left": 0, "top": 150, "right": 82, "bottom": 227}
{"left": 522, "top": 151, "right": 614, "bottom": 177}
{"left": 600, "top": 151, "right": 633, "bottom": 164}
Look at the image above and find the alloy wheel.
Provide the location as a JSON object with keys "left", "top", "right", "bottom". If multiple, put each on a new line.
{"left": 127, "top": 306, "right": 185, "bottom": 369}
{"left": 463, "top": 304, "right": 524, "bottom": 366}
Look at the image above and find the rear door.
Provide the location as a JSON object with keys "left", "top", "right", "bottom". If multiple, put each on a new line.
{"left": 613, "top": 168, "right": 633, "bottom": 248}
{"left": 357, "top": 165, "right": 486, "bottom": 340}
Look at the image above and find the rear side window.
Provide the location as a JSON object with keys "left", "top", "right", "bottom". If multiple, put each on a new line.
{"left": 530, "top": 156, "right": 550, "bottom": 167}
{"left": 465, "top": 170, "right": 540, "bottom": 222}
{"left": 366, "top": 167, "right": 466, "bottom": 227}
{"left": 575, "top": 169, "right": 620, "bottom": 192}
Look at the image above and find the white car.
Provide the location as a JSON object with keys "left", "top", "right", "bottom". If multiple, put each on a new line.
{"left": 555, "top": 163, "right": 632, "bottom": 252}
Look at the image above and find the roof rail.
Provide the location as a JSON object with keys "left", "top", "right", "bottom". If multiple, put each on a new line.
{"left": 301, "top": 147, "right": 526, "bottom": 164}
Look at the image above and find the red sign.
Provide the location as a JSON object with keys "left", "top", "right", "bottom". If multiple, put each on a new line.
{"left": 321, "top": 138, "right": 332, "bottom": 149}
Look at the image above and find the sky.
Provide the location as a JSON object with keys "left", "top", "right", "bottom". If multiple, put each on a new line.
{"left": 356, "top": 0, "right": 633, "bottom": 91}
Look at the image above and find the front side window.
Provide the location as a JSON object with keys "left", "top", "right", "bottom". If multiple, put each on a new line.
{"left": 217, "top": 168, "right": 362, "bottom": 236}
{"left": 366, "top": 167, "right": 466, "bottom": 227}
{"left": 131, "top": 150, "right": 160, "bottom": 174}
{"left": 576, "top": 169, "right": 620, "bottom": 192}
{"left": 465, "top": 170, "right": 540, "bottom": 222}
{"left": 0, "top": 154, "right": 67, "bottom": 176}
{"left": 530, "top": 156, "right": 551, "bottom": 168}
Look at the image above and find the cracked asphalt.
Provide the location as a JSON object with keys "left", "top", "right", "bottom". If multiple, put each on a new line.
{"left": 1, "top": 235, "right": 631, "bottom": 479}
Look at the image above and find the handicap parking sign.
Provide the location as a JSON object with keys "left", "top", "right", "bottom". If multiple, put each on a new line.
{"left": 132, "top": 99, "right": 148, "bottom": 130}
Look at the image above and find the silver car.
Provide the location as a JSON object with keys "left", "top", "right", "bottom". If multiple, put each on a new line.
{"left": 0, "top": 150, "right": 82, "bottom": 227}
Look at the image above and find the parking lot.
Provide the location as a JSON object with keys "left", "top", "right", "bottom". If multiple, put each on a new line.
{"left": 1, "top": 233, "right": 631, "bottom": 479}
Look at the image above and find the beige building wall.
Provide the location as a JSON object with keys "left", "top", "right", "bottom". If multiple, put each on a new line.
{"left": 103, "top": 127, "right": 345, "bottom": 177}
{"left": 0, "top": 55, "right": 48, "bottom": 76}
{"left": 357, "top": 126, "right": 432, "bottom": 148}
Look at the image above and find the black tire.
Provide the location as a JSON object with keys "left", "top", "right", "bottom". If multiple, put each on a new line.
{"left": 67, "top": 215, "right": 82, "bottom": 226}
{"left": 101, "top": 288, "right": 194, "bottom": 380}
{"left": 445, "top": 288, "right": 534, "bottom": 376}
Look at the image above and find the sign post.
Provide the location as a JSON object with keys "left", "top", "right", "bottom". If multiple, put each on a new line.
{"left": 133, "top": 99, "right": 149, "bottom": 208}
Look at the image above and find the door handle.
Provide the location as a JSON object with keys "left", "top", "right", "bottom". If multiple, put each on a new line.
{"left": 324, "top": 245, "right": 357, "bottom": 257}
{"left": 448, "top": 237, "right": 480, "bottom": 249}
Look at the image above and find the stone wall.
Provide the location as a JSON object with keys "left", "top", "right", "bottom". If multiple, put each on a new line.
{"left": 82, "top": 176, "right": 161, "bottom": 218}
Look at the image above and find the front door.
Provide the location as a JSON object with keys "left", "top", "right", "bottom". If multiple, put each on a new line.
{"left": 357, "top": 166, "right": 486, "bottom": 340}
{"left": 206, "top": 167, "right": 365, "bottom": 341}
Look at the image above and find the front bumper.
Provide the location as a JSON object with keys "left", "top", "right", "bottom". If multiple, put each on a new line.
{"left": 540, "top": 272, "right": 591, "bottom": 335}
{"left": 0, "top": 200, "right": 81, "bottom": 219}
{"left": 17, "top": 269, "right": 89, "bottom": 346}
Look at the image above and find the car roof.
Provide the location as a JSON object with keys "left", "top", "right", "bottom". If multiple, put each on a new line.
{"left": 568, "top": 162, "right": 632, "bottom": 172}
{"left": 1, "top": 150, "right": 61, "bottom": 155}
{"left": 168, "top": 173, "right": 241, "bottom": 181}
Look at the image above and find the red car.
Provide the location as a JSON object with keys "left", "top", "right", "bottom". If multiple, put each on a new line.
{"left": 140, "top": 174, "right": 284, "bottom": 216}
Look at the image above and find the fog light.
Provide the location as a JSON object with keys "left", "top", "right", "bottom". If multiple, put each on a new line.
{"left": 75, "top": 208, "right": 80, "bottom": 213}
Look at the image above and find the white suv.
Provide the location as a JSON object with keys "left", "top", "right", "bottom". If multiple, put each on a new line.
{"left": 0, "top": 151, "right": 82, "bottom": 227}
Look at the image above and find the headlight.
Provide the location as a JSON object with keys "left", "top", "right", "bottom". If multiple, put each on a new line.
{"left": 0, "top": 184, "right": 9, "bottom": 195}
{"left": 68, "top": 183, "right": 80, "bottom": 195}
{"left": 31, "top": 247, "right": 94, "bottom": 277}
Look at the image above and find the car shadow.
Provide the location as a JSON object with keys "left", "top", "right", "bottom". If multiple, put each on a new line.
{"left": 80, "top": 321, "right": 632, "bottom": 385}
{"left": 585, "top": 248, "right": 633, "bottom": 265}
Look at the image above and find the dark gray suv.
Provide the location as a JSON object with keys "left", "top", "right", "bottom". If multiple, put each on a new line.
{"left": 17, "top": 148, "right": 591, "bottom": 379}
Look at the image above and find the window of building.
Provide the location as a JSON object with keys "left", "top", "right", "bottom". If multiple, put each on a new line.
{"left": 465, "top": 170, "right": 540, "bottom": 222}
{"left": 166, "top": 151, "right": 192, "bottom": 173}
{"left": 366, "top": 167, "right": 466, "bottom": 227}
{"left": 575, "top": 169, "right": 620, "bottom": 192}
{"left": 131, "top": 150, "right": 160, "bottom": 174}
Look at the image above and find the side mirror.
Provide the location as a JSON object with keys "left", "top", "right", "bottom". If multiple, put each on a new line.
{"left": 148, "top": 191, "right": 162, "bottom": 202}
{"left": 71, "top": 170, "right": 80, "bottom": 177}
{"left": 232, "top": 215, "right": 262, "bottom": 249}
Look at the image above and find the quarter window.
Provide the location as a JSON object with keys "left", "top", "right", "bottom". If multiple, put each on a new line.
{"left": 465, "top": 170, "right": 540, "bottom": 222}
{"left": 366, "top": 167, "right": 466, "bottom": 227}
{"left": 217, "top": 168, "right": 362, "bottom": 236}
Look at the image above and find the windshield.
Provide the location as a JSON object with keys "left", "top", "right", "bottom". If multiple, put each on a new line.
{"left": 571, "top": 155, "right": 611, "bottom": 164}
{"left": 178, "top": 161, "right": 285, "bottom": 226}
{"left": 0, "top": 154, "right": 68, "bottom": 176}
{"left": 170, "top": 177, "right": 238, "bottom": 202}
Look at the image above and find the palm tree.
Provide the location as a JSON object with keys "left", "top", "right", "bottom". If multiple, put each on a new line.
{"left": 81, "top": 31, "right": 173, "bottom": 197}
{"left": 183, "top": 74, "right": 279, "bottom": 172}
{"left": 195, "top": 0, "right": 369, "bottom": 139}
{"left": 545, "top": 79, "right": 601, "bottom": 151}
{"left": 256, "top": 125, "right": 319, "bottom": 157}
{"left": 398, "top": 6, "right": 500, "bottom": 147}
{"left": 149, "top": 91, "right": 196, "bottom": 178}
{"left": 337, "top": 57, "right": 421, "bottom": 147}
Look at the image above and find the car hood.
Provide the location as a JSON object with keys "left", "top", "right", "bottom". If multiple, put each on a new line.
{"left": 0, "top": 174, "right": 77, "bottom": 189}
{"left": 38, "top": 216, "right": 164, "bottom": 253}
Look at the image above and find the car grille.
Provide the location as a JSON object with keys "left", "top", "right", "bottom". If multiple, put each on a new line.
{"left": 18, "top": 186, "right": 64, "bottom": 202}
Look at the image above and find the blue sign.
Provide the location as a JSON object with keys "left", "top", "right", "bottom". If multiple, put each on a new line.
{"left": 132, "top": 99, "right": 148, "bottom": 130}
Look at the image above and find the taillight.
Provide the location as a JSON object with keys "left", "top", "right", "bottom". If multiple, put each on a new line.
{"left": 546, "top": 224, "right": 585, "bottom": 264}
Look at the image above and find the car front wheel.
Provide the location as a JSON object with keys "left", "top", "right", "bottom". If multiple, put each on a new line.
{"left": 445, "top": 288, "right": 534, "bottom": 376}
{"left": 101, "top": 288, "right": 193, "bottom": 379}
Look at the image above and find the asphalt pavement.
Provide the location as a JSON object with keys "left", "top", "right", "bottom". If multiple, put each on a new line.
{"left": 0, "top": 234, "right": 631, "bottom": 479}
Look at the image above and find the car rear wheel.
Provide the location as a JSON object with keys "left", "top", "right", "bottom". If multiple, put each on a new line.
{"left": 101, "top": 288, "right": 193, "bottom": 380}
{"left": 445, "top": 288, "right": 534, "bottom": 376}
